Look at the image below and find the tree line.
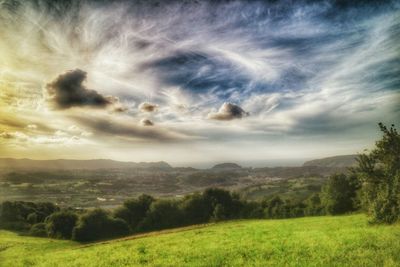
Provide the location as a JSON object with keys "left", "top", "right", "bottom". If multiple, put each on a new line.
{"left": 0, "top": 123, "right": 398, "bottom": 242}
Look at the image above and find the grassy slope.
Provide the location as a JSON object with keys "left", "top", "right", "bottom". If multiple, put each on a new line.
{"left": 1, "top": 214, "right": 400, "bottom": 267}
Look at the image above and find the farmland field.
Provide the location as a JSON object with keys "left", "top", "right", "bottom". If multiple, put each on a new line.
{"left": 1, "top": 214, "right": 400, "bottom": 267}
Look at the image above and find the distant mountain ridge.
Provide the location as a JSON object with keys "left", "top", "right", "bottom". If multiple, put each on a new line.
{"left": 302, "top": 155, "right": 358, "bottom": 168}
{"left": 0, "top": 158, "right": 172, "bottom": 171}
{"left": 212, "top": 163, "right": 242, "bottom": 170}
{"left": 0, "top": 155, "right": 358, "bottom": 171}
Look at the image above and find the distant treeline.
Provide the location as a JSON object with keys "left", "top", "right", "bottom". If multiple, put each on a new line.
{"left": 0, "top": 123, "right": 398, "bottom": 242}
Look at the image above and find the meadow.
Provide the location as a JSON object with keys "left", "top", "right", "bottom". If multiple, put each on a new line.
{"left": 1, "top": 214, "right": 400, "bottom": 267}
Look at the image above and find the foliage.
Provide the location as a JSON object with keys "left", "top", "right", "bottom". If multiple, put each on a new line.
{"left": 29, "top": 223, "right": 48, "bottom": 237}
{"left": 0, "top": 201, "right": 58, "bottom": 231}
{"left": 114, "top": 194, "right": 154, "bottom": 231}
{"left": 179, "top": 193, "right": 210, "bottom": 224}
{"left": 321, "top": 173, "right": 359, "bottom": 215}
{"left": 139, "top": 200, "right": 184, "bottom": 231}
{"left": 355, "top": 123, "right": 400, "bottom": 223}
{"left": 304, "top": 193, "right": 323, "bottom": 216}
{"left": 46, "top": 211, "right": 78, "bottom": 239}
{"left": 212, "top": 204, "right": 226, "bottom": 221}
{"left": 72, "top": 209, "right": 130, "bottom": 242}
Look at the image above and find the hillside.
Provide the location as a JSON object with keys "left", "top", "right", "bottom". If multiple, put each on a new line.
{"left": 303, "top": 155, "right": 358, "bottom": 168}
{"left": 1, "top": 214, "right": 400, "bottom": 266}
{"left": 0, "top": 158, "right": 172, "bottom": 171}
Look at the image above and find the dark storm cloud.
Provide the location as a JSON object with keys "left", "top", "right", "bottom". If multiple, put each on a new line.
{"left": 46, "top": 69, "right": 119, "bottom": 110}
{"left": 139, "top": 102, "right": 158, "bottom": 112}
{"left": 140, "top": 119, "right": 154, "bottom": 126}
{"left": 113, "top": 105, "right": 129, "bottom": 113}
{"left": 208, "top": 103, "right": 249, "bottom": 121}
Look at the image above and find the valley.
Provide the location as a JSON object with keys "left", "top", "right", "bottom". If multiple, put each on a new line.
{"left": 0, "top": 155, "right": 354, "bottom": 208}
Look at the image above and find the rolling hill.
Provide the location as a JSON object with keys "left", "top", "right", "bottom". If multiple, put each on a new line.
{"left": 1, "top": 214, "right": 399, "bottom": 266}
{"left": 211, "top": 163, "right": 242, "bottom": 170}
{"left": 0, "top": 156, "right": 355, "bottom": 206}
{"left": 303, "top": 155, "right": 358, "bottom": 168}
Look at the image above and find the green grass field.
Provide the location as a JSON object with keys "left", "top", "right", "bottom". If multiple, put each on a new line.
{"left": 1, "top": 214, "right": 400, "bottom": 267}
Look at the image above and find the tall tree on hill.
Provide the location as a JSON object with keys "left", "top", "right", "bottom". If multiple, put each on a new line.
{"left": 355, "top": 123, "right": 400, "bottom": 223}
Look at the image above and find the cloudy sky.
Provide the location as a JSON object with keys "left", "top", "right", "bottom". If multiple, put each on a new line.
{"left": 0, "top": 0, "right": 399, "bottom": 167}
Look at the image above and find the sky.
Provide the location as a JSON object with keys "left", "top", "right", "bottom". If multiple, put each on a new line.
{"left": 0, "top": 0, "right": 399, "bottom": 167}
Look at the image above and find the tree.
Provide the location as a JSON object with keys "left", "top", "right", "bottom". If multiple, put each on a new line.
{"left": 73, "top": 209, "right": 130, "bottom": 242}
{"left": 0, "top": 201, "right": 39, "bottom": 230}
{"left": 212, "top": 204, "right": 226, "bottom": 221}
{"left": 263, "top": 196, "right": 285, "bottom": 218}
{"left": 202, "top": 188, "right": 237, "bottom": 219}
{"left": 114, "top": 194, "right": 154, "bottom": 231}
{"left": 321, "top": 173, "right": 359, "bottom": 215}
{"left": 46, "top": 211, "right": 78, "bottom": 239}
{"left": 27, "top": 212, "right": 39, "bottom": 224}
{"left": 356, "top": 123, "right": 400, "bottom": 223}
{"left": 0, "top": 201, "right": 35, "bottom": 223}
{"left": 305, "top": 193, "right": 324, "bottom": 216}
{"left": 180, "top": 193, "right": 210, "bottom": 225}
{"left": 138, "top": 200, "right": 183, "bottom": 231}
{"left": 35, "top": 202, "right": 59, "bottom": 222}
{"left": 0, "top": 201, "right": 58, "bottom": 226}
{"left": 240, "top": 201, "right": 264, "bottom": 219}
{"left": 29, "top": 223, "right": 47, "bottom": 237}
